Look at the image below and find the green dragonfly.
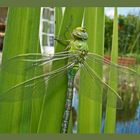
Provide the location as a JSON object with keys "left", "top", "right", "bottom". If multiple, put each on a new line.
{"left": 0, "top": 27, "right": 139, "bottom": 133}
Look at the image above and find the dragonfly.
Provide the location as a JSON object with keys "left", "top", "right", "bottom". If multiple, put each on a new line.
{"left": 0, "top": 27, "right": 140, "bottom": 133}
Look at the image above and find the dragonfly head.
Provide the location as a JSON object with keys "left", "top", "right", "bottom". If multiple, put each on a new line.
{"left": 72, "top": 27, "right": 88, "bottom": 40}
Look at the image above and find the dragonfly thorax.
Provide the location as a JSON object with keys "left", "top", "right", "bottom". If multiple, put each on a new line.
{"left": 75, "top": 50, "right": 88, "bottom": 64}
{"left": 69, "top": 27, "right": 89, "bottom": 65}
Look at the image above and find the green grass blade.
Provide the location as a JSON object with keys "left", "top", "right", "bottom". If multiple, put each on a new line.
{"left": 37, "top": 7, "right": 84, "bottom": 133}
{"left": 104, "top": 7, "right": 118, "bottom": 133}
{"left": 0, "top": 8, "right": 41, "bottom": 133}
{"left": 55, "top": 7, "right": 62, "bottom": 35}
{"left": 78, "top": 7, "right": 104, "bottom": 133}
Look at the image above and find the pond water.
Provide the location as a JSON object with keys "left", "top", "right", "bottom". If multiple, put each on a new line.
{"left": 116, "top": 101, "right": 140, "bottom": 133}
{"left": 72, "top": 88, "right": 140, "bottom": 133}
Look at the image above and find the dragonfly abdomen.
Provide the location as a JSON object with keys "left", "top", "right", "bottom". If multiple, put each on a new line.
{"left": 60, "top": 68, "right": 75, "bottom": 133}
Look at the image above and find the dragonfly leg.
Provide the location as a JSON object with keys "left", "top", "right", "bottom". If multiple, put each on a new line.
{"left": 64, "top": 15, "right": 74, "bottom": 40}
{"left": 54, "top": 37, "right": 70, "bottom": 46}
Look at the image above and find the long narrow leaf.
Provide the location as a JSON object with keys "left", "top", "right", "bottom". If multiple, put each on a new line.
{"left": 78, "top": 7, "right": 104, "bottom": 133}
{"left": 37, "top": 7, "right": 84, "bottom": 133}
{"left": 104, "top": 7, "right": 118, "bottom": 133}
{"left": 0, "top": 8, "right": 41, "bottom": 133}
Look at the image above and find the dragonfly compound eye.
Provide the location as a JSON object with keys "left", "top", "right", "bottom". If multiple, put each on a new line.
{"left": 72, "top": 27, "right": 88, "bottom": 40}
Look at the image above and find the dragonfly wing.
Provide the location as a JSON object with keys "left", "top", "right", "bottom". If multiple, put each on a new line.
{"left": 0, "top": 76, "right": 46, "bottom": 102}
{"left": 87, "top": 53, "right": 140, "bottom": 79}
{"left": 86, "top": 53, "right": 140, "bottom": 107}
{"left": 0, "top": 51, "right": 76, "bottom": 75}
{"left": 80, "top": 61, "right": 123, "bottom": 109}
{"left": 0, "top": 56, "right": 75, "bottom": 102}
